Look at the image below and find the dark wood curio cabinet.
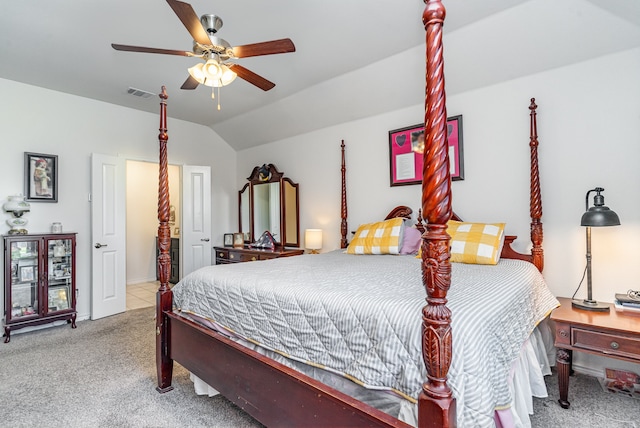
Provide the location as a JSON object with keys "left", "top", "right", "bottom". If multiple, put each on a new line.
{"left": 3, "top": 233, "right": 77, "bottom": 343}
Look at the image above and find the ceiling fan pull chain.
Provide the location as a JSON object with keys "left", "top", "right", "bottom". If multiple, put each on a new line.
{"left": 217, "top": 85, "right": 221, "bottom": 111}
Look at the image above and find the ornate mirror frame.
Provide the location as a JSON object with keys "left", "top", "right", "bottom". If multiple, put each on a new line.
{"left": 238, "top": 164, "right": 300, "bottom": 247}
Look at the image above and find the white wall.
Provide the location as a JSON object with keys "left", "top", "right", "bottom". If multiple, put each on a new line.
{"left": 238, "top": 47, "right": 640, "bottom": 374}
{"left": 0, "top": 78, "right": 237, "bottom": 321}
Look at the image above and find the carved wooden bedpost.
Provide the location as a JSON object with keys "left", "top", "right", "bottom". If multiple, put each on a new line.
{"left": 529, "top": 98, "right": 544, "bottom": 272}
{"left": 156, "top": 86, "right": 174, "bottom": 393}
{"left": 340, "top": 140, "right": 348, "bottom": 249}
{"left": 419, "top": 1, "right": 456, "bottom": 427}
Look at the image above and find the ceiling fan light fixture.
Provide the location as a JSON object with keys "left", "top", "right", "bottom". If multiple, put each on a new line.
{"left": 187, "top": 62, "right": 207, "bottom": 84}
{"left": 203, "top": 58, "right": 223, "bottom": 80}
{"left": 210, "top": 64, "right": 237, "bottom": 87}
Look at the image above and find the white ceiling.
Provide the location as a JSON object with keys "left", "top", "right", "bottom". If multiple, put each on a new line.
{"left": 1, "top": 0, "right": 639, "bottom": 150}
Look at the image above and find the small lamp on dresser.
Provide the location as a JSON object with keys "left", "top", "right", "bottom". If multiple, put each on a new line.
{"left": 572, "top": 187, "right": 620, "bottom": 311}
{"left": 305, "top": 229, "right": 323, "bottom": 254}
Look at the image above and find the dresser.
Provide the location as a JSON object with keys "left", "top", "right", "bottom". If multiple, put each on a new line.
{"left": 214, "top": 246, "right": 304, "bottom": 264}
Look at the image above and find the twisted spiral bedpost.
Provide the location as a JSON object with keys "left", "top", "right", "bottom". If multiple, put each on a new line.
{"left": 529, "top": 98, "right": 544, "bottom": 272}
{"left": 156, "top": 86, "right": 174, "bottom": 393}
{"left": 340, "top": 140, "right": 348, "bottom": 249}
{"left": 157, "top": 87, "right": 171, "bottom": 290}
{"left": 419, "top": 1, "right": 456, "bottom": 427}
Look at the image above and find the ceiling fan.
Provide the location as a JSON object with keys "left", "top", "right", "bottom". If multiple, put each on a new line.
{"left": 111, "top": 0, "right": 295, "bottom": 93}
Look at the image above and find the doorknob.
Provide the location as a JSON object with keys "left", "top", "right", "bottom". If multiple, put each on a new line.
{"left": 94, "top": 243, "right": 108, "bottom": 249}
{"left": 200, "top": 238, "right": 210, "bottom": 242}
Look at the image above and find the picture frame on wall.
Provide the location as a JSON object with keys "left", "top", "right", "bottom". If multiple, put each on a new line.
{"left": 388, "top": 115, "right": 464, "bottom": 186}
{"left": 223, "top": 233, "right": 234, "bottom": 247}
{"left": 25, "top": 152, "right": 58, "bottom": 202}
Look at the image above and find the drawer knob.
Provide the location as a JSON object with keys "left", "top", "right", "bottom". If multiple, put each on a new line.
{"left": 230, "top": 254, "right": 235, "bottom": 259}
{"left": 610, "top": 341, "right": 620, "bottom": 350}
{"left": 219, "top": 252, "right": 224, "bottom": 257}
{"left": 559, "top": 330, "right": 568, "bottom": 338}
{"left": 251, "top": 257, "right": 257, "bottom": 261}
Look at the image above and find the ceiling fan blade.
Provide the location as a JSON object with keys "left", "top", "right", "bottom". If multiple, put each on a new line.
{"left": 181, "top": 75, "right": 199, "bottom": 90}
{"left": 166, "top": 0, "right": 211, "bottom": 46}
{"left": 232, "top": 38, "right": 296, "bottom": 58}
{"left": 228, "top": 64, "right": 276, "bottom": 91}
{"left": 111, "top": 44, "right": 191, "bottom": 57}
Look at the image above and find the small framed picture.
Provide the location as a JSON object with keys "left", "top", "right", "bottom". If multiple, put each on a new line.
{"left": 223, "top": 233, "right": 234, "bottom": 247}
{"left": 48, "top": 286, "right": 70, "bottom": 311}
{"left": 233, "top": 233, "right": 245, "bottom": 247}
{"left": 25, "top": 152, "right": 58, "bottom": 202}
{"left": 19, "top": 265, "right": 35, "bottom": 282}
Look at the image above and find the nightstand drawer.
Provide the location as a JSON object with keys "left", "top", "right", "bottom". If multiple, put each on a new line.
{"left": 572, "top": 327, "right": 640, "bottom": 361}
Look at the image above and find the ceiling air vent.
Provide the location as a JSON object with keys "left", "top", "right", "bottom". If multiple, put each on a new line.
{"left": 127, "top": 87, "right": 155, "bottom": 99}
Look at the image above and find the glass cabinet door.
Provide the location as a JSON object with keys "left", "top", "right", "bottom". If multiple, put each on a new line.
{"left": 46, "top": 238, "right": 72, "bottom": 312}
{"left": 8, "top": 239, "right": 40, "bottom": 319}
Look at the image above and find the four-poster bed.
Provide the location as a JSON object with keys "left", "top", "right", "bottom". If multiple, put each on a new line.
{"left": 154, "top": 2, "right": 556, "bottom": 427}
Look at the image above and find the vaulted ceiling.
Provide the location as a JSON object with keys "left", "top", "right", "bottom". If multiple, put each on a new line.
{"left": 1, "top": 0, "right": 639, "bottom": 150}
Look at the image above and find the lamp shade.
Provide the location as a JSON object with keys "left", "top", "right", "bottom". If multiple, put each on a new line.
{"left": 572, "top": 187, "right": 620, "bottom": 312}
{"left": 581, "top": 188, "right": 620, "bottom": 227}
{"left": 305, "top": 229, "right": 323, "bottom": 251}
{"left": 3, "top": 194, "right": 30, "bottom": 214}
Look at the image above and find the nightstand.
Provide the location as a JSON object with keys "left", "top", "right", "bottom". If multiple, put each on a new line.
{"left": 550, "top": 297, "right": 640, "bottom": 408}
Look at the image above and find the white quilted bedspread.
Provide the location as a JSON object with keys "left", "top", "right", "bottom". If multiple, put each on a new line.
{"left": 172, "top": 251, "right": 559, "bottom": 427}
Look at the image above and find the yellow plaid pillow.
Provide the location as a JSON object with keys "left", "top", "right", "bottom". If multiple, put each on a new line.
{"left": 346, "top": 217, "right": 404, "bottom": 255}
{"left": 447, "top": 220, "right": 505, "bottom": 265}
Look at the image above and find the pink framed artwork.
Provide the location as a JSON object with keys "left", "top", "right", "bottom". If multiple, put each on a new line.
{"left": 388, "top": 115, "right": 464, "bottom": 186}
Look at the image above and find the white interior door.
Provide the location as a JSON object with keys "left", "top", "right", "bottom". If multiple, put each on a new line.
{"left": 91, "top": 154, "right": 126, "bottom": 319}
{"left": 181, "top": 165, "right": 212, "bottom": 277}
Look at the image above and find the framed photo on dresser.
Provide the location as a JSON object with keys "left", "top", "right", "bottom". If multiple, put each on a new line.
{"left": 233, "top": 233, "right": 244, "bottom": 247}
{"left": 223, "top": 233, "right": 233, "bottom": 247}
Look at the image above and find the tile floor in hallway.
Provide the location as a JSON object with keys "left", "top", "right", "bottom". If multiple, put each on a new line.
{"left": 126, "top": 281, "right": 159, "bottom": 310}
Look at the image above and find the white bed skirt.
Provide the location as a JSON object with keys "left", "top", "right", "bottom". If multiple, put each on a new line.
{"left": 188, "top": 317, "right": 555, "bottom": 428}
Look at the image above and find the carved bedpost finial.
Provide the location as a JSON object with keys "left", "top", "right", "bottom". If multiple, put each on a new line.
{"left": 157, "top": 87, "right": 171, "bottom": 291}
{"left": 529, "top": 98, "right": 544, "bottom": 272}
{"left": 156, "top": 86, "right": 174, "bottom": 393}
{"left": 340, "top": 140, "right": 348, "bottom": 249}
{"left": 419, "top": 1, "right": 457, "bottom": 427}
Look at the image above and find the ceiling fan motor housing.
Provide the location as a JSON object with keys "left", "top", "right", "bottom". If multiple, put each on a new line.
{"left": 201, "top": 14, "right": 223, "bottom": 34}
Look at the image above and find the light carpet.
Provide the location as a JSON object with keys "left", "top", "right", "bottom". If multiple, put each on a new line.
{"left": 1, "top": 307, "right": 638, "bottom": 427}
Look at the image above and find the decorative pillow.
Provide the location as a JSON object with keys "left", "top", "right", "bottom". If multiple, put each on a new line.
{"left": 346, "top": 217, "right": 404, "bottom": 255}
{"left": 447, "top": 220, "right": 505, "bottom": 265}
{"left": 400, "top": 225, "right": 422, "bottom": 254}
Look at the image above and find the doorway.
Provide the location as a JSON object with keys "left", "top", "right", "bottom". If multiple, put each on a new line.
{"left": 125, "top": 160, "right": 181, "bottom": 310}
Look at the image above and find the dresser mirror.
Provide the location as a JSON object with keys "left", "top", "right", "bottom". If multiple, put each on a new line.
{"left": 238, "top": 164, "right": 300, "bottom": 247}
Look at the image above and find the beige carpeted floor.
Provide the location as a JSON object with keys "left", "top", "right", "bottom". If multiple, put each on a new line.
{"left": 1, "top": 308, "right": 638, "bottom": 427}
